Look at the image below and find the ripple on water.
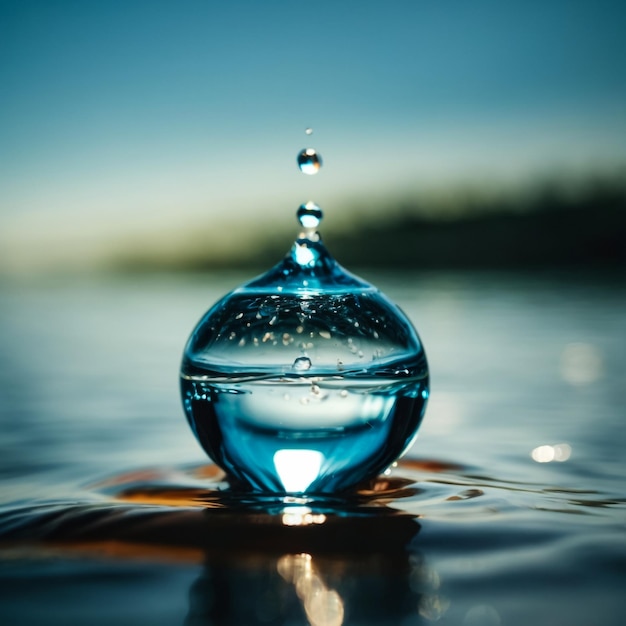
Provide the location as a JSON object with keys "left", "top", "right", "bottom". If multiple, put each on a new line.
{"left": 0, "top": 460, "right": 624, "bottom": 626}
{"left": 1, "top": 458, "right": 622, "bottom": 546}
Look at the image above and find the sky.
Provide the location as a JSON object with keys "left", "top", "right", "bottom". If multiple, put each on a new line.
{"left": 1, "top": 0, "right": 625, "bottom": 272}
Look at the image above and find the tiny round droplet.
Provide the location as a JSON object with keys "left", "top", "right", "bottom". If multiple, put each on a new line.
{"left": 292, "top": 356, "right": 312, "bottom": 371}
{"left": 297, "top": 148, "right": 322, "bottom": 175}
{"left": 297, "top": 201, "right": 323, "bottom": 229}
{"left": 305, "top": 127, "right": 313, "bottom": 135}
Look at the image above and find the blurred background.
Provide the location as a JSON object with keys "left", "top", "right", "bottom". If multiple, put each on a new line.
{"left": 1, "top": 4, "right": 626, "bottom": 624}
{"left": 1, "top": 0, "right": 625, "bottom": 274}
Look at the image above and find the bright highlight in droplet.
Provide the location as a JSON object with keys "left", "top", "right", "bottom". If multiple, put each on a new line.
{"left": 294, "top": 242, "right": 317, "bottom": 266}
{"left": 274, "top": 449, "right": 324, "bottom": 493}
{"left": 531, "top": 443, "right": 572, "bottom": 463}
{"left": 297, "top": 148, "right": 322, "bottom": 175}
{"left": 297, "top": 201, "right": 323, "bottom": 228}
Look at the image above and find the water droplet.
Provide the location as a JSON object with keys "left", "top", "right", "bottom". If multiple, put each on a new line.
{"left": 297, "top": 201, "right": 323, "bottom": 229}
{"left": 179, "top": 173, "right": 430, "bottom": 495}
{"left": 305, "top": 127, "right": 313, "bottom": 135}
{"left": 292, "top": 356, "right": 312, "bottom": 371}
{"left": 297, "top": 148, "right": 322, "bottom": 175}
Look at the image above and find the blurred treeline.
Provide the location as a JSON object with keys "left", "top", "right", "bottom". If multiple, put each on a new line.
{"left": 325, "top": 178, "right": 626, "bottom": 270}
{"left": 116, "top": 173, "right": 626, "bottom": 272}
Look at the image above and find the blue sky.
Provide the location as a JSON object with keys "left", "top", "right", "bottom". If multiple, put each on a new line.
{"left": 1, "top": 0, "right": 625, "bottom": 270}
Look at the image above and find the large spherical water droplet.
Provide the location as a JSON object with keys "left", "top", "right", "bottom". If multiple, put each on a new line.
{"left": 297, "top": 201, "right": 323, "bottom": 229}
{"left": 297, "top": 148, "right": 322, "bottom": 175}
{"left": 179, "top": 153, "right": 429, "bottom": 495}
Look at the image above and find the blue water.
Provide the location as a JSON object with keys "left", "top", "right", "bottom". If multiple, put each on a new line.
{"left": 0, "top": 270, "right": 625, "bottom": 625}
{"left": 181, "top": 375, "right": 427, "bottom": 493}
{"left": 179, "top": 234, "right": 430, "bottom": 495}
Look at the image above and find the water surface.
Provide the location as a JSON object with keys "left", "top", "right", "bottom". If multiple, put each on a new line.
{"left": 0, "top": 270, "right": 624, "bottom": 625}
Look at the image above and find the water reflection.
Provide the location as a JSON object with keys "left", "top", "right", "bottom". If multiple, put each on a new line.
{"left": 277, "top": 554, "right": 344, "bottom": 626}
{"left": 183, "top": 508, "right": 430, "bottom": 626}
{"left": 1, "top": 456, "right": 625, "bottom": 625}
{"left": 0, "top": 465, "right": 445, "bottom": 625}
{"left": 281, "top": 507, "right": 327, "bottom": 527}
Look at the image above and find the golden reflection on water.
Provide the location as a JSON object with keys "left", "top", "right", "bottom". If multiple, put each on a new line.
{"left": 281, "top": 506, "right": 327, "bottom": 527}
{"left": 277, "top": 553, "right": 345, "bottom": 626}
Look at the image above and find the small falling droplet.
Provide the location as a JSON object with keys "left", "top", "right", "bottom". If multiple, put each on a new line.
{"left": 305, "top": 127, "right": 313, "bottom": 135}
{"left": 292, "top": 356, "right": 312, "bottom": 371}
{"left": 297, "top": 201, "right": 323, "bottom": 229}
{"left": 297, "top": 148, "right": 322, "bottom": 175}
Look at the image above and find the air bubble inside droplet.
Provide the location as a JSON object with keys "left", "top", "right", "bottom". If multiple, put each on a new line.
{"left": 297, "top": 148, "right": 322, "bottom": 175}
{"left": 297, "top": 201, "right": 323, "bottom": 229}
{"left": 292, "top": 356, "right": 312, "bottom": 371}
